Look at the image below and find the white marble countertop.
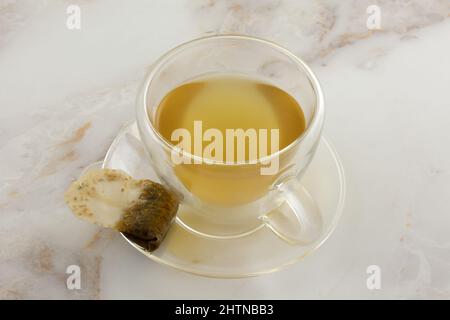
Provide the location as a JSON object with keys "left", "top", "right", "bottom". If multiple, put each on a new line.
{"left": 1, "top": 0, "right": 449, "bottom": 299}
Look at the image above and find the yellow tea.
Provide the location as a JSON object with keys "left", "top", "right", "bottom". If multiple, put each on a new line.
{"left": 154, "top": 75, "right": 306, "bottom": 205}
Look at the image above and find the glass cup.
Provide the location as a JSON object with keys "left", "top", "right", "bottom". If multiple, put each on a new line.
{"left": 136, "top": 35, "right": 324, "bottom": 244}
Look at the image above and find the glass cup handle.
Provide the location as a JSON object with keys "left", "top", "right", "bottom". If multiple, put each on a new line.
{"left": 260, "top": 177, "right": 322, "bottom": 245}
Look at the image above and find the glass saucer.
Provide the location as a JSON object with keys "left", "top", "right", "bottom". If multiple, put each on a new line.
{"left": 102, "top": 122, "right": 346, "bottom": 278}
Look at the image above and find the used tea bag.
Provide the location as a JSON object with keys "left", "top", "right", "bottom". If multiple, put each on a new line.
{"left": 64, "top": 169, "right": 179, "bottom": 251}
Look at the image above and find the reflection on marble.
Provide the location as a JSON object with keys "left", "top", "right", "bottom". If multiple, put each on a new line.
{"left": 0, "top": 0, "right": 449, "bottom": 299}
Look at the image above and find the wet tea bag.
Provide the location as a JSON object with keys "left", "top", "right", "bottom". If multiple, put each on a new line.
{"left": 64, "top": 169, "right": 179, "bottom": 251}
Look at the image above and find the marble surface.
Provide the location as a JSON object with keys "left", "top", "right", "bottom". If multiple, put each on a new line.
{"left": 1, "top": 0, "right": 449, "bottom": 299}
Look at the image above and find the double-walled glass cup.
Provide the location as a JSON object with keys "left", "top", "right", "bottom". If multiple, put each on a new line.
{"left": 136, "top": 35, "right": 324, "bottom": 244}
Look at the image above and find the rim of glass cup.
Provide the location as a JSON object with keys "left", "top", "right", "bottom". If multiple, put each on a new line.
{"left": 136, "top": 34, "right": 325, "bottom": 166}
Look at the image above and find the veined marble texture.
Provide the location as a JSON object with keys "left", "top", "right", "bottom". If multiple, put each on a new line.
{"left": 0, "top": 0, "right": 449, "bottom": 299}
